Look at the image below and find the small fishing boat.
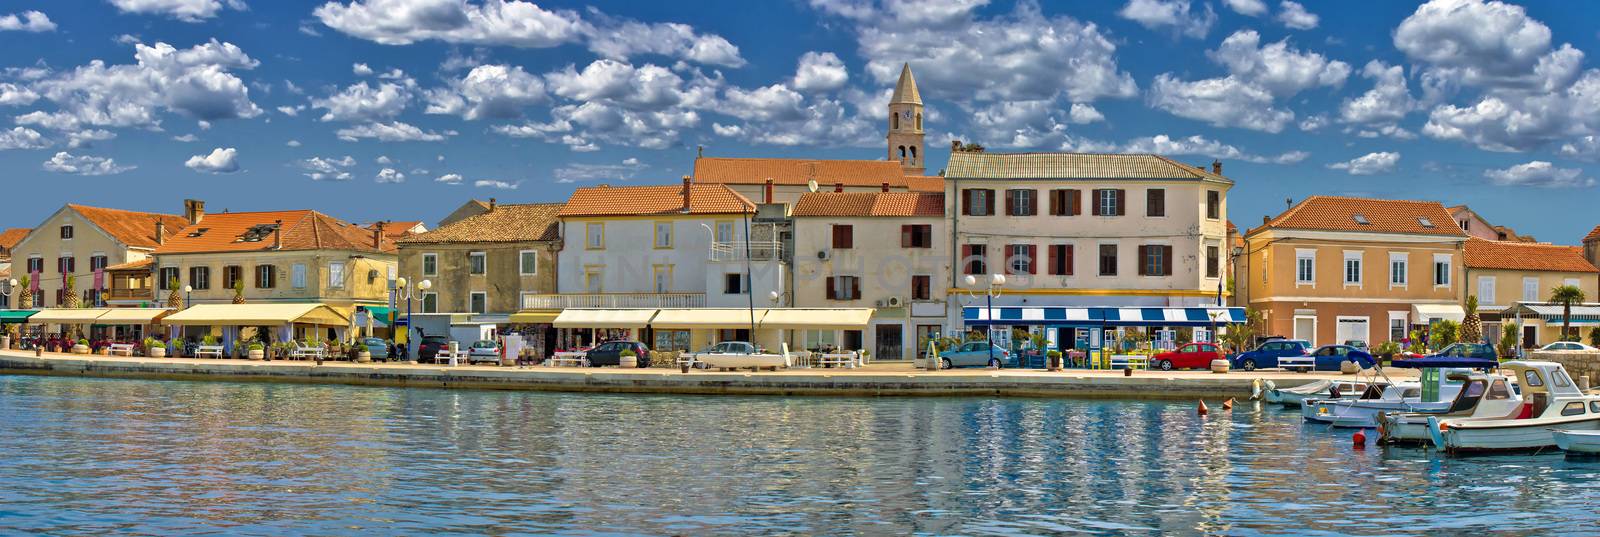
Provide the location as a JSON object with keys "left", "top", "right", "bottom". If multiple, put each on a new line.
{"left": 1258, "top": 379, "right": 1383, "bottom": 407}
{"left": 1302, "top": 381, "right": 1458, "bottom": 428}
{"left": 1553, "top": 430, "right": 1600, "bottom": 454}
{"left": 1429, "top": 361, "right": 1600, "bottom": 452}
{"left": 1377, "top": 370, "right": 1522, "bottom": 445}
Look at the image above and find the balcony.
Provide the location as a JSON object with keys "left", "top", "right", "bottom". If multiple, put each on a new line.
{"left": 521, "top": 293, "right": 706, "bottom": 309}
{"left": 106, "top": 288, "right": 154, "bottom": 301}
{"left": 710, "top": 240, "right": 784, "bottom": 262}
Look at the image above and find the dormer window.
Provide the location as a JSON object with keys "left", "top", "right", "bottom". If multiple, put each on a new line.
{"left": 1353, "top": 214, "right": 1370, "bottom": 225}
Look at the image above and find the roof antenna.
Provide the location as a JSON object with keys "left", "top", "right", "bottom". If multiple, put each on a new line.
{"left": 1286, "top": 197, "right": 1293, "bottom": 209}
{"left": 697, "top": 145, "right": 703, "bottom": 158}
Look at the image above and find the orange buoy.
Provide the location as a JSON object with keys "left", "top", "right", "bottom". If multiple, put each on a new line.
{"left": 1197, "top": 400, "right": 1209, "bottom": 416}
{"left": 1353, "top": 429, "right": 1367, "bottom": 449}
{"left": 1222, "top": 398, "right": 1234, "bottom": 410}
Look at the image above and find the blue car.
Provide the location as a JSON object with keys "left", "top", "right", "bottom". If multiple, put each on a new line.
{"left": 1308, "top": 344, "right": 1376, "bottom": 371}
{"left": 938, "top": 342, "right": 1013, "bottom": 369}
{"left": 1424, "top": 343, "right": 1498, "bottom": 361}
{"left": 1230, "top": 339, "right": 1312, "bottom": 371}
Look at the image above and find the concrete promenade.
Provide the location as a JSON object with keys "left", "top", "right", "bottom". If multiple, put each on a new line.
{"left": 0, "top": 350, "right": 1419, "bottom": 399}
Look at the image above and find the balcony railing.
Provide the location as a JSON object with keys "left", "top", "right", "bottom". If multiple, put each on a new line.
{"left": 710, "top": 240, "right": 783, "bottom": 262}
{"left": 522, "top": 293, "right": 706, "bottom": 309}
{"left": 106, "top": 288, "right": 154, "bottom": 301}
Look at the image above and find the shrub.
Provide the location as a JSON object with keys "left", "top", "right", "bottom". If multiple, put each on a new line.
{"left": 77, "top": 338, "right": 88, "bottom": 347}
{"left": 248, "top": 342, "right": 264, "bottom": 351}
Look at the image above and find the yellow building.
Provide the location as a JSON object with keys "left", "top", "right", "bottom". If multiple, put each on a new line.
{"left": 8, "top": 203, "right": 189, "bottom": 308}
{"left": 1465, "top": 237, "right": 1599, "bottom": 347}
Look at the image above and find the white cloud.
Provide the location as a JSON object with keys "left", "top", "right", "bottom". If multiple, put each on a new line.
{"left": 67, "top": 129, "right": 116, "bottom": 148}
{"left": 722, "top": 84, "right": 806, "bottom": 122}
{"left": 474, "top": 179, "right": 520, "bottom": 189}
{"left": 375, "top": 167, "right": 405, "bottom": 183}
{"left": 1208, "top": 30, "right": 1348, "bottom": 97}
{"left": 1068, "top": 103, "right": 1104, "bottom": 124}
{"left": 351, "top": 63, "right": 373, "bottom": 76}
{"left": 793, "top": 51, "right": 848, "bottom": 92}
{"left": 42, "top": 152, "right": 133, "bottom": 175}
{"left": 0, "top": 126, "right": 47, "bottom": 150}
{"left": 107, "top": 0, "right": 244, "bottom": 22}
{"left": 584, "top": 17, "right": 745, "bottom": 67}
{"left": 1340, "top": 61, "right": 1414, "bottom": 125}
{"left": 1395, "top": 0, "right": 1558, "bottom": 85}
{"left": 1483, "top": 160, "right": 1594, "bottom": 188}
{"left": 298, "top": 155, "right": 356, "bottom": 180}
{"left": 1148, "top": 74, "right": 1294, "bottom": 132}
{"left": 1118, "top": 0, "right": 1215, "bottom": 39}
{"left": 276, "top": 105, "right": 305, "bottom": 116}
{"left": 1149, "top": 30, "right": 1346, "bottom": 132}
{"left": 1328, "top": 151, "right": 1400, "bottom": 175}
{"left": 435, "top": 173, "right": 463, "bottom": 184}
{"left": 312, "top": 80, "right": 411, "bottom": 122}
{"left": 1121, "top": 134, "right": 1308, "bottom": 164}
{"left": 185, "top": 147, "right": 240, "bottom": 173}
{"left": 18, "top": 39, "right": 260, "bottom": 131}
{"left": 285, "top": 139, "right": 301, "bottom": 147}
{"left": 1222, "top": 0, "right": 1267, "bottom": 16}
{"left": 336, "top": 121, "right": 449, "bottom": 142}
{"left": 1298, "top": 114, "right": 1328, "bottom": 131}
{"left": 172, "top": 133, "right": 198, "bottom": 142}
{"left": 553, "top": 158, "right": 649, "bottom": 183}
{"left": 1276, "top": 0, "right": 1318, "bottom": 29}
{"left": 425, "top": 64, "right": 545, "bottom": 120}
{"left": 0, "top": 11, "right": 56, "bottom": 32}
{"left": 545, "top": 60, "right": 714, "bottom": 111}
{"left": 0, "top": 83, "right": 39, "bottom": 106}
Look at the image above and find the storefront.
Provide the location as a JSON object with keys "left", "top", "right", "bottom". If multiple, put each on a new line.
{"left": 552, "top": 309, "right": 657, "bottom": 350}
{"left": 760, "top": 308, "right": 875, "bottom": 354}
{"left": 162, "top": 303, "right": 351, "bottom": 353}
{"left": 962, "top": 306, "right": 1247, "bottom": 366}
{"left": 507, "top": 309, "right": 560, "bottom": 358}
{"left": 91, "top": 308, "right": 171, "bottom": 342}
{"left": 1501, "top": 303, "right": 1600, "bottom": 349}
{"left": 649, "top": 308, "right": 773, "bottom": 352}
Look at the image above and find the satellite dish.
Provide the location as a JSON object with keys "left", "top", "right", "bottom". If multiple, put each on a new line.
{"left": 807, "top": 179, "right": 818, "bottom": 192}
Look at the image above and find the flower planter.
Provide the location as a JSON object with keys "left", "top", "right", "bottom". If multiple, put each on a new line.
{"left": 71, "top": 344, "right": 90, "bottom": 354}
{"left": 356, "top": 351, "right": 372, "bottom": 363}
{"left": 1210, "top": 359, "right": 1230, "bottom": 374}
{"left": 1, "top": 335, "right": 9, "bottom": 350}
{"left": 149, "top": 346, "right": 166, "bottom": 358}
{"left": 248, "top": 349, "right": 264, "bottom": 360}
{"left": 1340, "top": 360, "right": 1361, "bottom": 375}
{"left": 619, "top": 354, "right": 637, "bottom": 368}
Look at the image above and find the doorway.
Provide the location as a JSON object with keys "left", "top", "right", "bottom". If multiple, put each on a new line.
{"left": 875, "top": 324, "right": 904, "bottom": 361}
{"left": 843, "top": 330, "right": 863, "bottom": 352}
{"left": 1293, "top": 316, "right": 1317, "bottom": 346}
{"left": 1523, "top": 325, "right": 1537, "bottom": 349}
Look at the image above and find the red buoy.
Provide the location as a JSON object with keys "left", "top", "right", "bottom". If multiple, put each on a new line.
{"left": 1197, "top": 400, "right": 1209, "bottom": 416}
{"left": 1222, "top": 398, "right": 1234, "bottom": 410}
{"left": 1353, "top": 430, "right": 1367, "bottom": 449}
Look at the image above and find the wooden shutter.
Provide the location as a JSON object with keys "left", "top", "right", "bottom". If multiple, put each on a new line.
{"left": 984, "top": 189, "right": 995, "bottom": 215}
{"left": 1065, "top": 245, "right": 1074, "bottom": 275}
{"left": 1004, "top": 190, "right": 1015, "bottom": 216}
{"left": 1048, "top": 190, "right": 1060, "bottom": 215}
{"left": 1069, "top": 189, "right": 1081, "bottom": 216}
{"left": 826, "top": 276, "right": 836, "bottom": 300}
{"left": 1090, "top": 190, "right": 1103, "bottom": 216}
{"left": 850, "top": 277, "right": 860, "bottom": 300}
{"left": 1027, "top": 245, "right": 1037, "bottom": 274}
{"left": 1137, "top": 245, "right": 1149, "bottom": 276}
{"left": 901, "top": 225, "right": 912, "bottom": 248}
{"left": 961, "top": 245, "right": 973, "bottom": 274}
{"left": 1028, "top": 191, "right": 1038, "bottom": 216}
{"left": 1162, "top": 246, "right": 1173, "bottom": 276}
{"left": 1115, "top": 189, "right": 1126, "bottom": 216}
{"left": 1048, "top": 245, "right": 1059, "bottom": 275}
{"left": 961, "top": 189, "right": 972, "bottom": 216}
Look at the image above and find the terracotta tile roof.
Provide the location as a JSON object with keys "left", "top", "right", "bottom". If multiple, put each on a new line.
{"left": 68, "top": 204, "right": 189, "bottom": 248}
{"left": 693, "top": 157, "right": 910, "bottom": 188}
{"left": 1251, "top": 196, "right": 1468, "bottom": 237}
{"left": 0, "top": 228, "right": 29, "bottom": 250}
{"left": 559, "top": 184, "right": 754, "bottom": 217}
{"left": 154, "top": 210, "right": 396, "bottom": 255}
{"left": 945, "top": 152, "right": 1233, "bottom": 183}
{"left": 368, "top": 221, "right": 423, "bottom": 238}
{"left": 105, "top": 258, "right": 153, "bottom": 271}
{"left": 1465, "top": 237, "right": 1599, "bottom": 273}
{"left": 1585, "top": 225, "right": 1600, "bottom": 244}
{"left": 792, "top": 192, "right": 945, "bottom": 217}
{"left": 398, "top": 203, "right": 563, "bottom": 244}
{"left": 904, "top": 175, "right": 945, "bottom": 192}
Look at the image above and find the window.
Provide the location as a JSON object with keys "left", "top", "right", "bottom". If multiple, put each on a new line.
{"left": 1433, "top": 254, "right": 1451, "bottom": 287}
{"left": 1343, "top": 252, "right": 1362, "bottom": 285}
{"left": 832, "top": 225, "right": 854, "bottom": 249}
{"left": 159, "top": 267, "right": 179, "bottom": 290}
{"left": 1206, "top": 246, "right": 1219, "bottom": 278}
{"left": 652, "top": 265, "right": 673, "bottom": 293}
{"left": 1006, "top": 189, "right": 1036, "bottom": 216}
{"left": 254, "top": 265, "right": 276, "bottom": 289}
{"left": 291, "top": 263, "right": 307, "bottom": 289}
{"left": 90, "top": 255, "right": 108, "bottom": 271}
{"left": 827, "top": 275, "right": 861, "bottom": 300}
{"left": 585, "top": 223, "right": 604, "bottom": 249}
{"left": 1566, "top": 278, "right": 1581, "bottom": 288}
{"left": 723, "top": 273, "right": 745, "bottom": 294}
{"left": 1206, "top": 190, "right": 1220, "bottom": 220}
{"left": 1048, "top": 189, "right": 1081, "bottom": 216}
{"left": 654, "top": 330, "right": 692, "bottom": 352}
{"left": 1092, "top": 189, "right": 1124, "bottom": 216}
{"left": 1390, "top": 253, "right": 1407, "bottom": 286}
{"left": 1007, "top": 244, "right": 1035, "bottom": 275}
{"left": 1098, "top": 244, "right": 1118, "bottom": 276}
{"left": 60, "top": 225, "right": 73, "bottom": 239}
{"left": 1523, "top": 277, "right": 1539, "bottom": 302}
{"left": 1562, "top": 402, "right": 1587, "bottom": 417}
{"left": 190, "top": 266, "right": 211, "bottom": 290}
{"left": 1138, "top": 245, "right": 1172, "bottom": 276}
{"left": 421, "top": 253, "right": 437, "bottom": 276}
{"left": 421, "top": 292, "right": 438, "bottom": 313}
{"left": 325, "top": 262, "right": 343, "bottom": 289}
{"left": 1479, "top": 276, "right": 1497, "bottom": 306}
{"left": 26, "top": 256, "right": 42, "bottom": 274}
{"left": 222, "top": 265, "right": 243, "bottom": 290}
{"left": 962, "top": 189, "right": 994, "bottom": 216}
{"left": 901, "top": 225, "right": 933, "bottom": 248}
{"left": 962, "top": 244, "right": 987, "bottom": 275}
{"left": 911, "top": 275, "right": 931, "bottom": 300}
{"left": 654, "top": 221, "right": 673, "bottom": 248}
{"left": 583, "top": 267, "right": 603, "bottom": 292}
{"left": 1146, "top": 189, "right": 1165, "bottom": 217}
{"left": 469, "top": 252, "right": 486, "bottom": 275}
{"left": 57, "top": 256, "right": 75, "bottom": 274}
{"left": 715, "top": 221, "right": 735, "bottom": 243}
{"left": 1049, "top": 244, "right": 1073, "bottom": 276}
{"left": 519, "top": 250, "right": 537, "bottom": 275}
{"left": 469, "top": 292, "right": 487, "bottom": 314}
{"left": 1296, "top": 250, "right": 1315, "bottom": 284}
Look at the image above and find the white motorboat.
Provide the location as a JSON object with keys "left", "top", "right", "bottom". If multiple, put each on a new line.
{"left": 689, "top": 341, "right": 791, "bottom": 371}
{"left": 1430, "top": 361, "right": 1600, "bottom": 452}
{"left": 1377, "top": 371, "right": 1522, "bottom": 445}
{"left": 1303, "top": 370, "right": 1469, "bottom": 428}
{"left": 1260, "top": 379, "right": 1384, "bottom": 407}
{"left": 1553, "top": 430, "right": 1600, "bottom": 454}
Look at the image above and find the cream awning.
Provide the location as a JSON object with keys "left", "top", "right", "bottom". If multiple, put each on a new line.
{"left": 509, "top": 310, "right": 561, "bottom": 324}
{"left": 760, "top": 308, "right": 875, "bottom": 329}
{"left": 96, "top": 308, "right": 172, "bottom": 324}
{"left": 651, "top": 308, "right": 768, "bottom": 329}
{"left": 1412, "top": 304, "right": 1466, "bottom": 324}
{"left": 552, "top": 309, "right": 657, "bottom": 328}
{"left": 162, "top": 303, "right": 350, "bottom": 326}
{"left": 28, "top": 308, "right": 112, "bottom": 324}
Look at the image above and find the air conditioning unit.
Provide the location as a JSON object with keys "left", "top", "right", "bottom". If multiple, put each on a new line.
{"left": 816, "top": 250, "right": 830, "bottom": 261}
{"left": 886, "top": 296, "right": 904, "bottom": 307}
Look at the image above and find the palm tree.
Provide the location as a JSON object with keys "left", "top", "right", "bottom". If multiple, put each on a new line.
{"left": 16, "top": 275, "right": 31, "bottom": 310}
{"left": 1549, "top": 284, "right": 1587, "bottom": 341}
{"left": 232, "top": 280, "right": 246, "bottom": 304}
{"left": 166, "top": 276, "right": 183, "bottom": 310}
{"left": 61, "top": 275, "right": 79, "bottom": 340}
{"left": 1460, "top": 295, "right": 1482, "bottom": 344}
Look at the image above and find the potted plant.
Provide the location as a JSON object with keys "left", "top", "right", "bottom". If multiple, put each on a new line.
{"left": 1045, "top": 349, "right": 1063, "bottom": 371}
{"left": 354, "top": 341, "right": 372, "bottom": 363}
{"left": 167, "top": 339, "right": 181, "bottom": 358}
{"left": 1373, "top": 340, "right": 1400, "bottom": 364}
{"left": 71, "top": 338, "right": 90, "bottom": 354}
{"left": 147, "top": 338, "right": 166, "bottom": 358}
{"left": 618, "top": 348, "right": 637, "bottom": 368}
{"left": 247, "top": 342, "right": 265, "bottom": 360}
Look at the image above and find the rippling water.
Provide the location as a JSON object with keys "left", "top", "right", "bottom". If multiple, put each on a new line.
{"left": 2, "top": 375, "right": 1599, "bottom": 536}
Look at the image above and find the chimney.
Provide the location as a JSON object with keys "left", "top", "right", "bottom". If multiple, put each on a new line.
{"left": 272, "top": 219, "right": 283, "bottom": 250}
{"left": 834, "top": 182, "right": 844, "bottom": 193}
{"left": 1263, "top": 215, "right": 1270, "bottom": 225}
{"left": 1211, "top": 160, "right": 1222, "bottom": 175}
{"left": 183, "top": 199, "right": 205, "bottom": 225}
{"left": 764, "top": 178, "right": 774, "bottom": 204}
{"left": 881, "top": 182, "right": 890, "bottom": 192}
{"left": 952, "top": 140, "right": 961, "bottom": 152}
{"left": 372, "top": 221, "right": 385, "bottom": 249}
{"left": 488, "top": 198, "right": 497, "bottom": 212}
{"left": 681, "top": 175, "right": 693, "bottom": 212}
{"left": 154, "top": 220, "right": 165, "bottom": 245}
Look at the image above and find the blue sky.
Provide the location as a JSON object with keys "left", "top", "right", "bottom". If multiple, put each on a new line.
{"left": 2, "top": 0, "right": 1599, "bottom": 241}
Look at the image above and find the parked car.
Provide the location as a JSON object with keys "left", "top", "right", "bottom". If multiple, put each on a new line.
{"left": 1539, "top": 341, "right": 1599, "bottom": 352}
{"left": 1230, "top": 339, "right": 1312, "bottom": 371}
{"left": 1308, "top": 344, "right": 1376, "bottom": 371}
{"left": 938, "top": 341, "right": 1011, "bottom": 369}
{"left": 466, "top": 340, "right": 501, "bottom": 364}
{"left": 1426, "top": 342, "right": 1499, "bottom": 361}
{"left": 417, "top": 335, "right": 450, "bottom": 363}
{"left": 585, "top": 340, "right": 651, "bottom": 367}
{"left": 358, "top": 337, "right": 391, "bottom": 361}
{"left": 1151, "top": 342, "right": 1226, "bottom": 371}
{"left": 1343, "top": 340, "right": 1368, "bottom": 351}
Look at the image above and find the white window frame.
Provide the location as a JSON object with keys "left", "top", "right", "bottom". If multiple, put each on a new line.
{"left": 583, "top": 266, "right": 603, "bottom": 292}
{"left": 653, "top": 221, "right": 673, "bottom": 249}
{"left": 469, "top": 251, "right": 486, "bottom": 275}
{"left": 1565, "top": 278, "right": 1581, "bottom": 289}
{"left": 1388, "top": 311, "right": 1409, "bottom": 343}
{"left": 519, "top": 250, "right": 537, "bottom": 276}
{"left": 1342, "top": 250, "right": 1362, "bottom": 287}
{"left": 715, "top": 221, "right": 735, "bottom": 243}
{"left": 329, "top": 261, "right": 345, "bottom": 289}
{"left": 1433, "top": 253, "right": 1452, "bottom": 288}
{"left": 1523, "top": 277, "right": 1540, "bottom": 303}
{"left": 1098, "top": 189, "right": 1117, "bottom": 217}
{"left": 652, "top": 265, "right": 672, "bottom": 293}
{"left": 1295, "top": 248, "right": 1316, "bottom": 286}
{"left": 469, "top": 291, "right": 487, "bottom": 314}
{"left": 1478, "top": 276, "right": 1496, "bottom": 307}
{"left": 291, "top": 263, "right": 307, "bottom": 289}
{"left": 1335, "top": 316, "right": 1371, "bottom": 346}
{"left": 421, "top": 292, "right": 438, "bottom": 313}
{"left": 585, "top": 222, "right": 604, "bottom": 250}
{"left": 421, "top": 253, "right": 438, "bottom": 276}
{"left": 1389, "top": 252, "right": 1407, "bottom": 289}
{"left": 1293, "top": 314, "right": 1318, "bottom": 347}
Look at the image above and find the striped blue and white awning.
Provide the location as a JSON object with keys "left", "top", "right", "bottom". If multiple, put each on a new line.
{"left": 963, "top": 306, "right": 1246, "bottom": 327}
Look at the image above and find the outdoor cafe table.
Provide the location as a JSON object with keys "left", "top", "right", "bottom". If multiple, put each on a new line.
{"left": 548, "top": 351, "right": 588, "bottom": 367}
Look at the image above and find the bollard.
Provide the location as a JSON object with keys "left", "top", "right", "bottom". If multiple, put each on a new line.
{"left": 1582, "top": 375, "right": 1591, "bottom": 392}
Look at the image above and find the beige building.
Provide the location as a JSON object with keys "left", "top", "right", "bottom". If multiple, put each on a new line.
{"left": 9, "top": 203, "right": 190, "bottom": 308}
{"left": 395, "top": 202, "right": 562, "bottom": 317}
{"left": 1448, "top": 205, "right": 1532, "bottom": 242}
{"left": 1238, "top": 196, "right": 1468, "bottom": 347}
{"left": 791, "top": 191, "right": 948, "bottom": 359}
{"left": 1465, "top": 237, "right": 1599, "bottom": 347}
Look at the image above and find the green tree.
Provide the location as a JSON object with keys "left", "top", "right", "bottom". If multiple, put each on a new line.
{"left": 1499, "top": 323, "right": 1520, "bottom": 359}
{"left": 1431, "top": 319, "right": 1459, "bottom": 351}
{"left": 1589, "top": 326, "right": 1600, "bottom": 348}
{"left": 1549, "top": 284, "right": 1587, "bottom": 341}
{"left": 1460, "top": 295, "right": 1482, "bottom": 344}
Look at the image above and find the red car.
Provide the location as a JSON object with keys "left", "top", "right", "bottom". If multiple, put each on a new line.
{"left": 1152, "top": 342, "right": 1225, "bottom": 371}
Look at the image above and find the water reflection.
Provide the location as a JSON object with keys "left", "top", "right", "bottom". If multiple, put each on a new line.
{"left": 2, "top": 375, "right": 1600, "bottom": 536}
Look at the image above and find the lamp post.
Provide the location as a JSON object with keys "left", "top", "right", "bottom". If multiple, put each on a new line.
{"left": 964, "top": 273, "right": 1006, "bottom": 369}
{"left": 183, "top": 285, "right": 193, "bottom": 308}
{"left": 4, "top": 278, "right": 15, "bottom": 310}
{"left": 393, "top": 277, "right": 431, "bottom": 360}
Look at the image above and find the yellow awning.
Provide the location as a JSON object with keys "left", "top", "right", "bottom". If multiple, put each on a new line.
{"left": 510, "top": 310, "right": 561, "bottom": 324}
{"left": 28, "top": 308, "right": 112, "bottom": 323}
{"left": 651, "top": 308, "right": 768, "bottom": 329}
{"left": 162, "top": 303, "right": 351, "bottom": 326}
{"left": 95, "top": 308, "right": 172, "bottom": 324}
{"left": 553, "top": 309, "right": 657, "bottom": 328}
{"left": 760, "top": 308, "right": 876, "bottom": 329}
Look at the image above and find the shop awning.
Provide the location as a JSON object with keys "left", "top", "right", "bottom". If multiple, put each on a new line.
{"left": 0, "top": 310, "right": 36, "bottom": 324}
{"left": 95, "top": 308, "right": 171, "bottom": 324}
{"left": 760, "top": 308, "right": 875, "bottom": 330}
{"left": 552, "top": 309, "right": 657, "bottom": 328}
{"left": 509, "top": 310, "right": 561, "bottom": 324}
{"left": 162, "top": 303, "right": 350, "bottom": 326}
{"left": 360, "top": 306, "right": 393, "bottom": 327}
{"left": 1412, "top": 304, "right": 1466, "bottom": 324}
{"left": 29, "top": 308, "right": 112, "bottom": 324}
{"left": 1501, "top": 303, "right": 1600, "bottom": 325}
{"left": 651, "top": 308, "right": 767, "bottom": 329}
{"left": 963, "top": 306, "right": 1246, "bottom": 327}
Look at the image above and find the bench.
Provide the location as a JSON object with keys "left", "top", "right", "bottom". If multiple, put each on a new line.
{"left": 548, "top": 351, "right": 588, "bottom": 367}
{"left": 195, "top": 345, "right": 225, "bottom": 359}
{"left": 1109, "top": 355, "right": 1148, "bottom": 370}
{"left": 107, "top": 343, "right": 135, "bottom": 356}
{"left": 289, "top": 345, "right": 324, "bottom": 360}
{"left": 1279, "top": 356, "right": 1314, "bottom": 372}
{"left": 817, "top": 352, "right": 859, "bottom": 368}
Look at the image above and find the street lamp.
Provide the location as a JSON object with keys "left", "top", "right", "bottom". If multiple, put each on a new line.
{"left": 183, "top": 285, "right": 193, "bottom": 308}
{"left": 393, "top": 277, "right": 431, "bottom": 360}
{"left": 963, "top": 273, "right": 1006, "bottom": 369}
{"left": 4, "top": 278, "right": 15, "bottom": 310}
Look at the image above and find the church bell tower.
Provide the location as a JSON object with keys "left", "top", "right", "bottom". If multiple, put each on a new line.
{"left": 887, "top": 63, "right": 925, "bottom": 176}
